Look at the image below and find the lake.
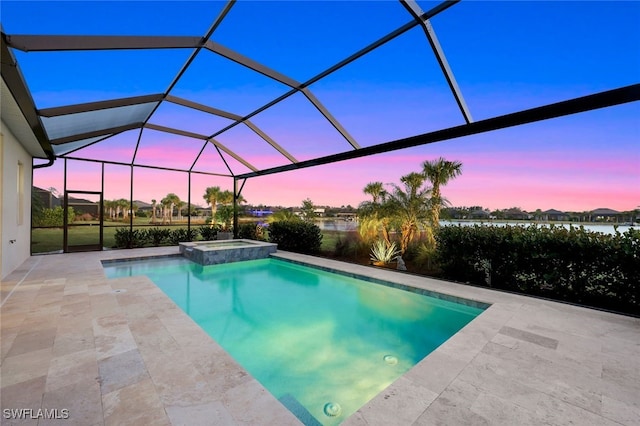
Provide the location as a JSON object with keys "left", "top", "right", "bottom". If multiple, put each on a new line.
{"left": 316, "top": 220, "right": 636, "bottom": 235}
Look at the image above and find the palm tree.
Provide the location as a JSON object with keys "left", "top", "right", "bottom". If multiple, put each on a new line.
{"left": 218, "top": 190, "right": 234, "bottom": 206}
{"left": 386, "top": 172, "right": 431, "bottom": 254}
{"left": 150, "top": 199, "right": 157, "bottom": 224}
{"left": 268, "top": 209, "right": 300, "bottom": 223}
{"left": 160, "top": 196, "right": 171, "bottom": 224}
{"left": 363, "top": 182, "right": 385, "bottom": 204}
{"left": 203, "top": 186, "right": 222, "bottom": 226}
{"left": 117, "top": 198, "right": 130, "bottom": 220}
{"left": 358, "top": 182, "right": 392, "bottom": 246}
{"left": 176, "top": 201, "right": 186, "bottom": 222}
{"left": 215, "top": 190, "right": 247, "bottom": 230}
{"left": 422, "top": 157, "right": 463, "bottom": 228}
{"left": 162, "top": 193, "right": 180, "bottom": 224}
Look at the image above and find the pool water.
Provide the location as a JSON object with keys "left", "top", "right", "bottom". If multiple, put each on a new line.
{"left": 103, "top": 257, "right": 484, "bottom": 425}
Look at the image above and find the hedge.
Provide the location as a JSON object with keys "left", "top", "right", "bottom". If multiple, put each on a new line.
{"left": 435, "top": 224, "right": 639, "bottom": 315}
{"left": 268, "top": 221, "right": 322, "bottom": 254}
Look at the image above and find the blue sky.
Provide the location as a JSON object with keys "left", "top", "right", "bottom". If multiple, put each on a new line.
{"left": 3, "top": 1, "right": 639, "bottom": 210}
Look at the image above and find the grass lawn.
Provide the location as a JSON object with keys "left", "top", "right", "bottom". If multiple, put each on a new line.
{"left": 320, "top": 230, "right": 342, "bottom": 252}
{"left": 31, "top": 219, "right": 206, "bottom": 253}
{"left": 32, "top": 221, "right": 353, "bottom": 255}
{"left": 32, "top": 217, "right": 360, "bottom": 257}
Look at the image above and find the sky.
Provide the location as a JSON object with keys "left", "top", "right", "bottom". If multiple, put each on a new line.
{"left": 3, "top": 0, "right": 639, "bottom": 212}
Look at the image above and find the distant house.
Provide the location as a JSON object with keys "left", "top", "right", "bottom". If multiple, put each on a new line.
{"left": 504, "top": 208, "right": 531, "bottom": 220}
{"left": 33, "top": 186, "right": 61, "bottom": 209}
{"left": 134, "top": 200, "right": 153, "bottom": 211}
{"left": 470, "top": 210, "right": 491, "bottom": 220}
{"left": 590, "top": 208, "right": 620, "bottom": 222}
{"left": 542, "top": 209, "right": 568, "bottom": 221}
{"left": 67, "top": 196, "right": 99, "bottom": 217}
{"left": 336, "top": 212, "right": 357, "bottom": 221}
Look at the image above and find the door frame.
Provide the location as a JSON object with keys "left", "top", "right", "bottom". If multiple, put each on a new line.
{"left": 63, "top": 190, "right": 103, "bottom": 253}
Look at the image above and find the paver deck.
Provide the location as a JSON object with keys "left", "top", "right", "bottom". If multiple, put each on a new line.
{"left": 1, "top": 248, "right": 638, "bottom": 425}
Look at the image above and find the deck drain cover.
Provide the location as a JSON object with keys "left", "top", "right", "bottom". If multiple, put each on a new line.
{"left": 112, "top": 289, "right": 127, "bottom": 294}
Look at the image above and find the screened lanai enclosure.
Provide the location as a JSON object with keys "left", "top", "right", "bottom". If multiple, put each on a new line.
{"left": 1, "top": 0, "right": 638, "bottom": 253}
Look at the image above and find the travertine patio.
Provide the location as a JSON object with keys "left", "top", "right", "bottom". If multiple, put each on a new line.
{"left": 1, "top": 248, "right": 638, "bottom": 425}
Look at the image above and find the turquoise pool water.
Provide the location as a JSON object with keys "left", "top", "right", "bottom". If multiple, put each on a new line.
{"left": 103, "top": 257, "right": 484, "bottom": 425}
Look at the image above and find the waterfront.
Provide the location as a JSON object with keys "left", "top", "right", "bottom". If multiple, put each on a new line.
{"left": 316, "top": 219, "right": 636, "bottom": 235}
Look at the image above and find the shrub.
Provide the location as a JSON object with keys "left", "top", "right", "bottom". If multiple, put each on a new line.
{"left": 238, "top": 223, "right": 265, "bottom": 240}
{"left": 169, "top": 228, "right": 197, "bottom": 245}
{"left": 268, "top": 221, "right": 322, "bottom": 254}
{"left": 147, "top": 228, "right": 171, "bottom": 246}
{"left": 198, "top": 225, "right": 219, "bottom": 241}
{"left": 75, "top": 213, "right": 93, "bottom": 221}
{"left": 436, "top": 224, "right": 640, "bottom": 315}
{"left": 114, "top": 228, "right": 148, "bottom": 248}
{"left": 333, "top": 232, "right": 362, "bottom": 258}
{"left": 32, "top": 206, "right": 75, "bottom": 227}
{"left": 216, "top": 205, "right": 234, "bottom": 231}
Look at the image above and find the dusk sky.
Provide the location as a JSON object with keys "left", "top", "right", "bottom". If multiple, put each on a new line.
{"left": 3, "top": 1, "right": 639, "bottom": 211}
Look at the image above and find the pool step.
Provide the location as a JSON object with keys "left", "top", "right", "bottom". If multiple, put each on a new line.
{"left": 278, "top": 394, "right": 323, "bottom": 426}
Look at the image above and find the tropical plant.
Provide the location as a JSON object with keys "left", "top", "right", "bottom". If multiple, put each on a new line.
{"left": 160, "top": 193, "right": 180, "bottom": 224}
{"left": 386, "top": 172, "right": 432, "bottom": 254}
{"left": 203, "top": 187, "right": 246, "bottom": 229}
{"left": 238, "top": 223, "right": 265, "bottom": 240}
{"left": 176, "top": 201, "right": 185, "bottom": 221}
{"left": 422, "top": 157, "right": 463, "bottom": 228}
{"left": 147, "top": 228, "right": 171, "bottom": 246}
{"left": 150, "top": 199, "right": 157, "bottom": 223}
{"left": 169, "top": 228, "right": 197, "bottom": 245}
{"left": 216, "top": 205, "right": 235, "bottom": 231}
{"left": 358, "top": 181, "right": 391, "bottom": 246}
{"left": 198, "top": 225, "right": 219, "bottom": 241}
{"left": 203, "top": 186, "right": 222, "bottom": 226}
{"left": 370, "top": 240, "right": 400, "bottom": 264}
{"left": 113, "top": 198, "right": 129, "bottom": 220}
{"left": 113, "top": 228, "right": 148, "bottom": 248}
{"left": 268, "top": 209, "right": 300, "bottom": 223}
{"left": 363, "top": 181, "right": 386, "bottom": 204}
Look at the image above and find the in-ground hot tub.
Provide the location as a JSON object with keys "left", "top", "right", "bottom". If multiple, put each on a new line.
{"left": 179, "top": 239, "right": 277, "bottom": 265}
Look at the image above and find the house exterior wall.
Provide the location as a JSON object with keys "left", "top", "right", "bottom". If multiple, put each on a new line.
{"left": 1, "top": 121, "right": 32, "bottom": 280}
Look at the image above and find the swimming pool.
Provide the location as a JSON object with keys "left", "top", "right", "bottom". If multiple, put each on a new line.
{"left": 103, "top": 256, "right": 486, "bottom": 425}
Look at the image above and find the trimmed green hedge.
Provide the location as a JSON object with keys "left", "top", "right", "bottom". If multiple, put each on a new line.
{"left": 268, "top": 221, "right": 322, "bottom": 254}
{"left": 114, "top": 228, "right": 148, "bottom": 248}
{"left": 113, "top": 227, "right": 196, "bottom": 248}
{"left": 198, "top": 225, "right": 219, "bottom": 241}
{"left": 435, "top": 225, "right": 639, "bottom": 315}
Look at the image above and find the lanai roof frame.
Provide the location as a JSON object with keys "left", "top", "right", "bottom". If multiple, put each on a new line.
{"left": 0, "top": 0, "right": 638, "bottom": 187}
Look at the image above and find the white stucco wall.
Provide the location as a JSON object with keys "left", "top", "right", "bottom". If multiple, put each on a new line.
{"left": 1, "top": 120, "right": 33, "bottom": 280}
